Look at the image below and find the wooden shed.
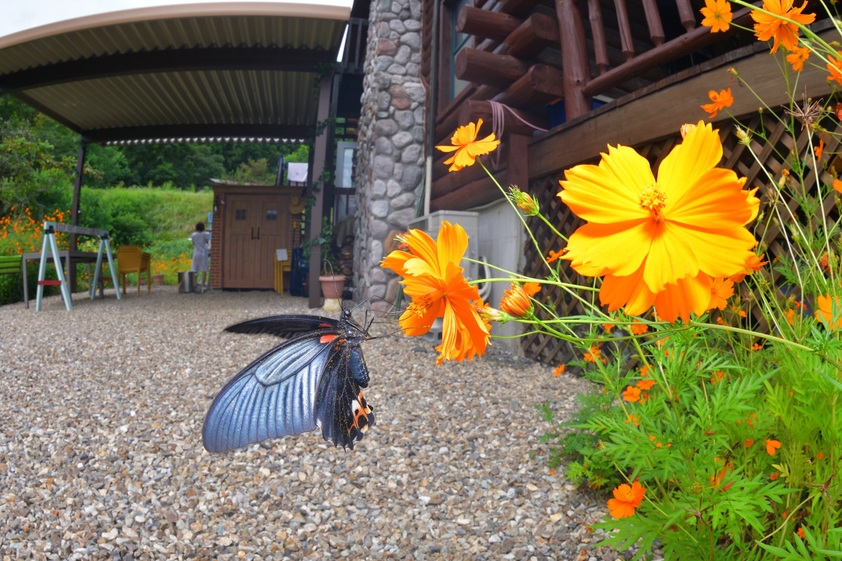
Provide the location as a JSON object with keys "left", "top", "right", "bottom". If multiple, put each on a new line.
{"left": 209, "top": 182, "right": 304, "bottom": 290}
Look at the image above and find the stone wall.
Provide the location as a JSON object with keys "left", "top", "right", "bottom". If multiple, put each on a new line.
{"left": 354, "top": 0, "right": 425, "bottom": 315}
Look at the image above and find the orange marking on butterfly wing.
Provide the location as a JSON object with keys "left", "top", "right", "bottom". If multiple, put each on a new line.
{"left": 320, "top": 334, "right": 339, "bottom": 344}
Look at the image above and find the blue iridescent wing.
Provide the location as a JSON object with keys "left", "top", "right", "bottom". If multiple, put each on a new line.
{"left": 202, "top": 333, "right": 333, "bottom": 452}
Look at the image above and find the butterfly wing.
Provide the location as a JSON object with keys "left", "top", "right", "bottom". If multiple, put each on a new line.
{"left": 314, "top": 343, "right": 375, "bottom": 449}
{"left": 202, "top": 331, "right": 334, "bottom": 452}
{"left": 225, "top": 315, "right": 339, "bottom": 339}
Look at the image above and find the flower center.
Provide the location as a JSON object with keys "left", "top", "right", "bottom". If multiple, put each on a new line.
{"left": 407, "top": 294, "right": 434, "bottom": 317}
{"left": 639, "top": 183, "right": 667, "bottom": 221}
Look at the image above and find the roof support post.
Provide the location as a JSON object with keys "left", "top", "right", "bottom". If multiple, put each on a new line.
{"left": 68, "top": 137, "right": 88, "bottom": 293}
{"left": 308, "top": 72, "right": 334, "bottom": 308}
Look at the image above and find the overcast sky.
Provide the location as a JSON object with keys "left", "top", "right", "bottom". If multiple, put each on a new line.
{"left": 0, "top": 0, "right": 352, "bottom": 38}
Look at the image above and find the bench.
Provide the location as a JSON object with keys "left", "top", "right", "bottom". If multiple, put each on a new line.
{"left": 0, "top": 255, "right": 23, "bottom": 303}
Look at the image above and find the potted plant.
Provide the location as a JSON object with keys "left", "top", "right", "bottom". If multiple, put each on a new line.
{"left": 310, "top": 217, "right": 345, "bottom": 300}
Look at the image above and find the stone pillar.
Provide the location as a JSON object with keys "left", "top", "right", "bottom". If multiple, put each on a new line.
{"left": 354, "top": 0, "right": 425, "bottom": 315}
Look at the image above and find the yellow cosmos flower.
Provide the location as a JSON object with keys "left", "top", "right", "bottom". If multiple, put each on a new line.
{"left": 435, "top": 118, "right": 501, "bottom": 172}
{"left": 751, "top": 0, "right": 815, "bottom": 54}
{"left": 701, "top": 0, "right": 732, "bottom": 33}
{"left": 558, "top": 121, "right": 759, "bottom": 322}
{"left": 381, "top": 221, "right": 490, "bottom": 364}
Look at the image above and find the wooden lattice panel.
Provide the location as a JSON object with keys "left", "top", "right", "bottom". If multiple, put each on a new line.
{"left": 521, "top": 114, "right": 842, "bottom": 364}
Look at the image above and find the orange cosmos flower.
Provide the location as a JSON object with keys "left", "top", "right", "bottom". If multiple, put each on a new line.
{"left": 622, "top": 385, "right": 642, "bottom": 402}
{"left": 786, "top": 46, "right": 809, "bottom": 72}
{"left": 766, "top": 439, "right": 782, "bottom": 456}
{"left": 751, "top": 0, "right": 815, "bottom": 53}
{"left": 630, "top": 320, "right": 649, "bottom": 335}
{"left": 815, "top": 139, "right": 825, "bottom": 161}
{"left": 729, "top": 252, "right": 767, "bottom": 283}
{"left": 522, "top": 282, "right": 541, "bottom": 296}
{"left": 435, "top": 118, "right": 501, "bottom": 172}
{"left": 636, "top": 378, "right": 655, "bottom": 391}
{"left": 547, "top": 249, "right": 565, "bottom": 263}
{"left": 500, "top": 283, "right": 534, "bottom": 318}
{"left": 701, "top": 0, "right": 732, "bottom": 32}
{"left": 558, "top": 121, "right": 759, "bottom": 322}
{"left": 709, "top": 277, "right": 734, "bottom": 310}
{"left": 701, "top": 88, "right": 734, "bottom": 119}
{"left": 381, "top": 221, "right": 490, "bottom": 364}
{"left": 834, "top": 179, "right": 842, "bottom": 194}
{"left": 816, "top": 294, "right": 842, "bottom": 329}
{"left": 607, "top": 481, "right": 646, "bottom": 519}
{"left": 553, "top": 364, "right": 565, "bottom": 376}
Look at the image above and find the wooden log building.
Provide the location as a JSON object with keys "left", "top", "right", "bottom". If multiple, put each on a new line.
{"left": 408, "top": 0, "right": 839, "bottom": 362}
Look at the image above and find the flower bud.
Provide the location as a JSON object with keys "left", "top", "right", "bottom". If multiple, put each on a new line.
{"left": 680, "top": 123, "right": 696, "bottom": 139}
{"left": 477, "top": 302, "right": 506, "bottom": 323}
{"left": 500, "top": 284, "right": 534, "bottom": 318}
{"left": 509, "top": 187, "right": 540, "bottom": 216}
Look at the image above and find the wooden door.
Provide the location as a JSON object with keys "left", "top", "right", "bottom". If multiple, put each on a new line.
{"left": 255, "top": 197, "right": 290, "bottom": 287}
{"left": 222, "top": 194, "right": 290, "bottom": 288}
{"left": 223, "top": 195, "right": 257, "bottom": 288}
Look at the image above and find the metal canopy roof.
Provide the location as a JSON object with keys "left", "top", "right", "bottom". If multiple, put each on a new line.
{"left": 0, "top": 2, "right": 350, "bottom": 144}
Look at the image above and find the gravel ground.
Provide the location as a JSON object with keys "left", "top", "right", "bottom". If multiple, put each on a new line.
{"left": 0, "top": 287, "right": 620, "bottom": 561}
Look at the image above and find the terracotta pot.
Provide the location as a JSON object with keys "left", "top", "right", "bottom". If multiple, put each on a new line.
{"left": 152, "top": 274, "right": 165, "bottom": 286}
{"left": 318, "top": 275, "right": 345, "bottom": 299}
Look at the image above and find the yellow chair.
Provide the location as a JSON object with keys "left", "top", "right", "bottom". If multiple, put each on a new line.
{"left": 117, "top": 246, "right": 152, "bottom": 295}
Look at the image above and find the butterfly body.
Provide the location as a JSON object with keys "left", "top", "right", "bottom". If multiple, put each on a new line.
{"left": 202, "top": 308, "right": 374, "bottom": 452}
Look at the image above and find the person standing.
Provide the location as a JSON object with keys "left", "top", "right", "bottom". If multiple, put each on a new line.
{"left": 191, "top": 222, "right": 211, "bottom": 293}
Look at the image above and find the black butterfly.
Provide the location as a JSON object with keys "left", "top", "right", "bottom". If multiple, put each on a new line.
{"left": 202, "top": 307, "right": 375, "bottom": 452}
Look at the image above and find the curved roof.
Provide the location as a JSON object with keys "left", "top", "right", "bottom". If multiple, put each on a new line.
{"left": 0, "top": 2, "right": 350, "bottom": 144}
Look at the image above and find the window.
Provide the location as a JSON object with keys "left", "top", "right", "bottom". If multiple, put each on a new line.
{"left": 266, "top": 210, "right": 278, "bottom": 221}
{"left": 450, "top": 0, "right": 472, "bottom": 100}
{"left": 235, "top": 209, "right": 247, "bottom": 220}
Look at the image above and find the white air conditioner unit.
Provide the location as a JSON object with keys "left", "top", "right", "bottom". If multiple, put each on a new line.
{"left": 406, "top": 211, "right": 486, "bottom": 343}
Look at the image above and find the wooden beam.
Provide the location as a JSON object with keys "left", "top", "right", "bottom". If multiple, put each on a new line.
{"left": 455, "top": 48, "right": 530, "bottom": 89}
{"left": 495, "top": 64, "right": 564, "bottom": 108}
{"left": 498, "top": 0, "right": 538, "bottom": 17}
{"left": 430, "top": 173, "right": 502, "bottom": 211}
{"left": 431, "top": 153, "right": 490, "bottom": 192}
{"left": 505, "top": 13, "right": 558, "bottom": 59}
{"left": 457, "top": 6, "right": 521, "bottom": 41}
